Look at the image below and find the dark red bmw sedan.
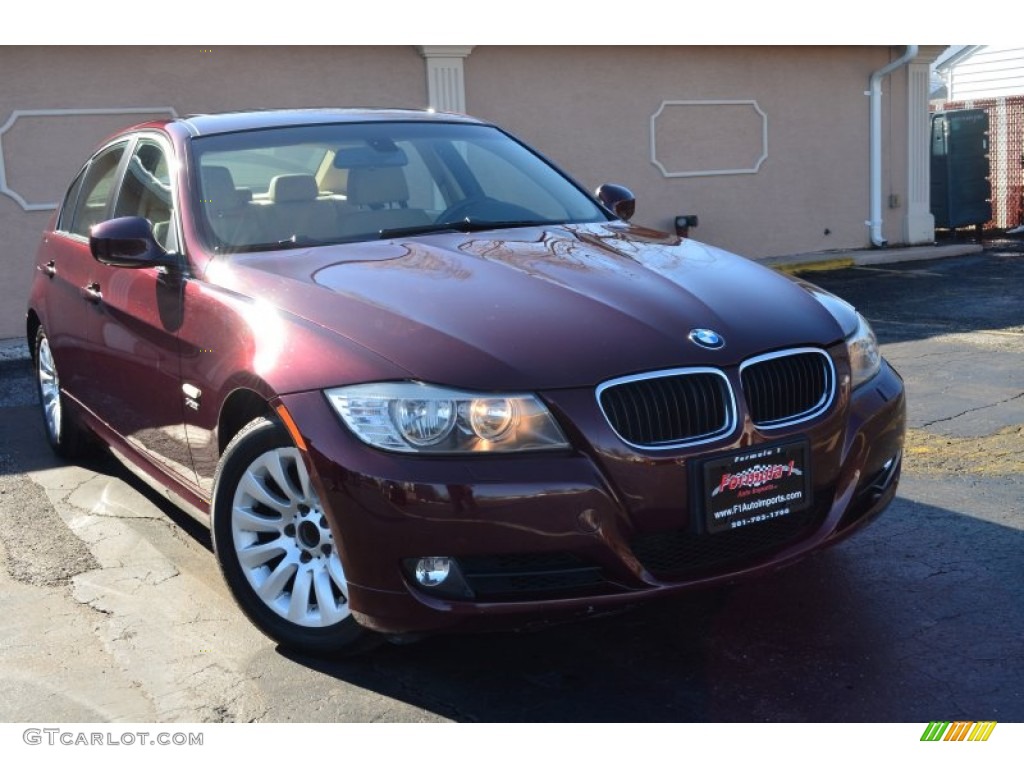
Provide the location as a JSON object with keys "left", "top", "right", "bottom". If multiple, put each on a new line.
{"left": 27, "top": 109, "right": 905, "bottom": 654}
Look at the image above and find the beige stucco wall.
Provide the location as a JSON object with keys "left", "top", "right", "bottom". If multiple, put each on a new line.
{"left": 0, "top": 45, "right": 426, "bottom": 341}
{"left": 465, "top": 45, "right": 911, "bottom": 258}
{"left": 1, "top": 45, "right": 922, "bottom": 341}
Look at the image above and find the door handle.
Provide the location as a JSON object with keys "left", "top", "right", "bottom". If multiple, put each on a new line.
{"left": 82, "top": 282, "right": 102, "bottom": 303}
{"left": 41, "top": 260, "right": 56, "bottom": 277}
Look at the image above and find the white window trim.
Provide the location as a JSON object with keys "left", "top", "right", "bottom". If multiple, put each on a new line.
{"left": 650, "top": 100, "right": 768, "bottom": 179}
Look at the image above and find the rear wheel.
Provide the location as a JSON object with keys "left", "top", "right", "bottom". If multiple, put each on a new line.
{"left": 34, "top": 326, "right": 88, "bottom": 458}
{"left": 211, "top": 417, "right": 379, "bottom": 655}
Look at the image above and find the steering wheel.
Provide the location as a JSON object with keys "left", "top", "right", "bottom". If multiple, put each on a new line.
{"left": 435, "top": 196, "right": 539, "bottom": 226}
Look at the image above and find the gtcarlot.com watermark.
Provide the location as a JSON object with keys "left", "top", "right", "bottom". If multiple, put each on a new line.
{"left": 23, "top": 729, "right": 203, "bottom": 747}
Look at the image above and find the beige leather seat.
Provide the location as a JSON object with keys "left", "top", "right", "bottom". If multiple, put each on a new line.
{"left": 339, "top": 166, "right": 430, "bottom": 238}
{"left": 201, "top": 165, "right": 268, "bottom": 248}
{"left": 264, "top": 174, "right": 340, "bottom": 243}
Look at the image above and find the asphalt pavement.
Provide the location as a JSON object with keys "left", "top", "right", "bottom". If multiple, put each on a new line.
{"left": 0, "top": 241, "right": 1021, "bottom": 722}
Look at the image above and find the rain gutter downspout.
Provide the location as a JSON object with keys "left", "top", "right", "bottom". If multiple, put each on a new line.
{"left": 868, "top": 45, "right": 918, "bottom": 247}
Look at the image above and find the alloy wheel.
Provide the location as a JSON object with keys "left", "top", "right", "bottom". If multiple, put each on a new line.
{"left": 36, "top": 334, "right": 62, "bottom": 442}
{"left": 230, "top": 447, "right": 350, "bottom": 628}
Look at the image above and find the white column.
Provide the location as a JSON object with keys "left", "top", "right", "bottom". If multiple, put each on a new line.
{"left": 903, "top": 56, "right": 937, "bottom": 243}
{"left": 993, "top": 98, "right": 1008, "bottom": 228}
{"left": 416, "top": 46, "right": 475, "bottom": 114}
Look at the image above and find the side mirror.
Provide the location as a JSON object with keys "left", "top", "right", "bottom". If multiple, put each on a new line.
{"left": 595, "top": 183, "right": 636, "bottom": 222}
{"left": 90, "top": 217, "right": 177, "bottom": 269}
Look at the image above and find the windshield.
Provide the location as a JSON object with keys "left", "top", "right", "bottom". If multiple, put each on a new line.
{"left": 189, "top": 121, "right": 610, "bottom": 253}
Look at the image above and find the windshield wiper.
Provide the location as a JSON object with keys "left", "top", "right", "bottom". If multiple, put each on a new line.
{"left": 230, "top": 235, "right": 324, "bottom": 253}
{"left": 377, "top": 219, "right": 551, "bottom": 240}
{"left": 231, "top": 234, "right": 363, "bottom": 253}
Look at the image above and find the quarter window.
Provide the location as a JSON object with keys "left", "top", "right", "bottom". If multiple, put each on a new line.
{"left": 56, "top": 168, "right": 87, "bottom": 233}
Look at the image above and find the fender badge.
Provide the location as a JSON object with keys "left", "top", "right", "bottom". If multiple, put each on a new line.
{"left": 182, "top": 383, "right": 202, "bottom": 411}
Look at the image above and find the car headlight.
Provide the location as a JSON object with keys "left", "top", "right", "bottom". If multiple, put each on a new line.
{"left": 325, "top": 382, "right": 570, "bottom": 454}
{"left": 795, "top": 279, "right": 882, "bottom": 390}
{"left": 847, "top": 313, "right": 882, "bottom": 389}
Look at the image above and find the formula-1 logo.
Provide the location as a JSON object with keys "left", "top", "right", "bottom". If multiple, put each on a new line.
{"left": 712, "top": 461, "right": 802, "bottom": 496}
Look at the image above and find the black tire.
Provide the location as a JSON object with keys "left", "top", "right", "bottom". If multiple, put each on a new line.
{"left": 211, "top": 416, "right": 380, "bottom": 655}
{"left": 33, "top": 326, "right": 89, "bottom": 459}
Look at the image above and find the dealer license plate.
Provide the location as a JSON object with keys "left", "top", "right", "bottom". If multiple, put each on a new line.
{"left": 702, "top": 442, "right": 812, "bottom": 534}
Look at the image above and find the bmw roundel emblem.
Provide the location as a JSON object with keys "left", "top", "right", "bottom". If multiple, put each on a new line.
{"left": 689, "top": 328, "right": 725, "bottom": 350}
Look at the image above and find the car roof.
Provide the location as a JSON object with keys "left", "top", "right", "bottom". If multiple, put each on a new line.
{"left": 173, "top": 108, "right": 485, "bottom": 137}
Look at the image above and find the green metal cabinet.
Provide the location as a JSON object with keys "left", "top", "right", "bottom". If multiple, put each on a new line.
{"left": 931, "top": 109, "right": 992, "bottom": 229}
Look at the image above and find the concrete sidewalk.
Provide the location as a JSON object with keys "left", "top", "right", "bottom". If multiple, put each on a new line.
{"left": 0, "top": 241, "right": 988, "bottom": 363}
{"left": 761, "top": 241, "right": 985, "bottom": 274}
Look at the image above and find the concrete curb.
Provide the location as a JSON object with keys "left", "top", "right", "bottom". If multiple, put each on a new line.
{"left": 764, "top": 243, "right": 985, "bottom": 275}
{"left": 0, "top": 243, "right": 989, "bottom": 363}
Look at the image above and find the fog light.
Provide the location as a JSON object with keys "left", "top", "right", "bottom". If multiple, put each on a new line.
{"left": 414, "top": 557, "right": 452, "bottom": 587}
{"left": 404, "top": 556, "right": 474, "bottom": 599}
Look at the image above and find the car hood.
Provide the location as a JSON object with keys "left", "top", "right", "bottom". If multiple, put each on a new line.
{"left": 212, "top": 223, "right": 845, "bottom": 391}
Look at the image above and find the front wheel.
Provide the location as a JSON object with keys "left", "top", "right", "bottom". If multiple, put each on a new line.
{"left": 211, "top": 417, "right": 379, "bottom": 655}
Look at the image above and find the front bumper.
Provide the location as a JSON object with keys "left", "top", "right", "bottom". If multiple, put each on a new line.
{"left": 279, "top": 359, "right": 905, "bottom": 637}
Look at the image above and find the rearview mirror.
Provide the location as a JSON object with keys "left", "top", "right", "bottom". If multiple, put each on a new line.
{"left": 595, "top": 183, "right": 636, "bottom": 222}
{"left": 90, "top": 217, "right": 178, "bottom": 269}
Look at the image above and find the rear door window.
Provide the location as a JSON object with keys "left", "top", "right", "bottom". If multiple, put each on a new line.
{"left": 68, "top": 143, "right": 128, "bottom": 238}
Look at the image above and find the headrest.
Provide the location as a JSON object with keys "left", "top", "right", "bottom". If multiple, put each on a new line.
{"left": 346, "top": 166, "right": 409, "bottom": 207}
{"left": 201, "top": 165, "right": 242, "bottom": 211}
{"left": 269, "top": 174, "right": 319, "bottom": 204}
